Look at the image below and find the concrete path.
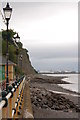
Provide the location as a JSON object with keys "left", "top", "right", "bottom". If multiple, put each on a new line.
{"left": 33, "top": 107, "right": 79, "bottom": 119}
{"left": 22, "top": 80, "right": 34, "bottom": 118}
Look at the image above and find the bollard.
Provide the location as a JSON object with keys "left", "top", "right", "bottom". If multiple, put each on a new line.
{"left": 8, "top": 96, "right": 12, "bottom": 118}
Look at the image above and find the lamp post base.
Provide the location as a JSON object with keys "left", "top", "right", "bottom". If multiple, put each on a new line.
{"left": 6, "top": 78, "right": 9, "bottom": 91}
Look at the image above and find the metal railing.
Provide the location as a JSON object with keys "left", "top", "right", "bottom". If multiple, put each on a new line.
{"left": 0, "top": 75, "right": 25, "bottom": 119}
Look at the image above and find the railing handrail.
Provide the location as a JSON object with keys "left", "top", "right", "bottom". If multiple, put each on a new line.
{"left": 0, "top": 75, "right": 25, "bottom": 110}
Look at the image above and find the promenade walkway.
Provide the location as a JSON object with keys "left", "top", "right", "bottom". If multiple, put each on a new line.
{"left": 22, "top": 80, "right": 33, "bottom": 118}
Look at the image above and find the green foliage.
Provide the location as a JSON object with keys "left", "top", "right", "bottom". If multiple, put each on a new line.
{"left": 2, "top": 29, "right": 19, "bottom": 63}
{"left": 23, "top": 48, "right": 28, "bottom": 53}
{"left": 2, "top": 40, "right": 17, "bottom": 63}
{"left": 2, "top": 29, "right": 16, "bottom": 43}
{"left": 2, "top": 40, "right": 7, "bottom": 56}
{"left": 16, "top": 42, "right": 23, "bottom": 49}
{"left": 1, "top": 29, "right": 34, "bottom": 75}
{"left": 8, "top": 43, "right": 16, "bottom": 63}
{"left": 2, "top": 29, "right": 25, "bottom": 75}
{"left": 0, "top": 32, "right": 2, "bottom": 39}
{"left": 15, "top": 66, "right": 24, "bottom": 75}
{"left": 14, "top": 48, "right": 20, "bottom": 55}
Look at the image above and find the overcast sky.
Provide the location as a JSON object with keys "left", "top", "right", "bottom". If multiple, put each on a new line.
{"left": 0, "top": 1, "right": 78, "bottom": 72}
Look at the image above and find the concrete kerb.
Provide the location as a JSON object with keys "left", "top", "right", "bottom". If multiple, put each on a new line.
{"left": 23, "top": 79, "right": 34, "bottom": 119}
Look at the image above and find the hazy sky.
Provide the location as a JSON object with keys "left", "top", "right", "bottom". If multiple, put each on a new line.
{"left": 0, "top": 1, "right": 78, "bottom": 71}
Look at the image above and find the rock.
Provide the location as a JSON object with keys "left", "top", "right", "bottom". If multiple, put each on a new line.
{"left": 48, "top": 102, "right": 53, "bottom": 108}
{"left": 39, "top": 106, "right": 41, "bottom": 109}
{"left": 59, "top": 101, "right": 63, "bottom": 105}
{"left": 55, "top": 106, "right": 61, "bottom": 110}
{"left": 39, "top": 102, "right": 44, "bottom": 108}
{"left": 42, "top": 98, "right": 48, "bottom": 104}
{"left": 36, "top": 103, "right": 40, "bottom": 107}
{"left": 34, "top": 96, "right": 37, "bottom": 100}
{"left": 30, "top": 86, "right": 79, "bottom": 112}
{"left": 42, "top": 91, "right": 47, "bottom": 96}
{"left": 33, "top": 101, "right": 38, "bottom": 106}
{"left": 37, "top": 94, "right": 43, "bottom": 99}
{"left": 31, "top": 98, "right": 34, "bottom": 103}
{"left": 76, "top": 107, "right": 80, "bottom": 112}
{"left": 63, "top": 109, "right": 68, "bottom": 112}
{"left": 46, "top": 95, "right": 50, "bottom": 99}
{"left": 46, "top": 92, "right": 52, "bottom": 97}
{"left": 42, "top": 105, "right": 48, "bottom": 109}
{"left": 51, "top": 105, "right": 57, "bottom": 110}
{"left": 59, "top": 105, "right": 66, "bottom": 110}
{"left": 68, "top": 109, "right": 72, "bottom": 112}
{"left": 65, "top": 104, "right": 70, "bottom": 109}
{"left": 52, "top": 98, "right": 57, "bottom": 103}
{"left": 37, "top": 98, "right": 42, "bottom": 102}
{"left": 69, "top": 101, "right": 75, "bottom": 108}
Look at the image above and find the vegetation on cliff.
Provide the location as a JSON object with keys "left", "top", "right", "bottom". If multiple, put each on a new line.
{"left": 1, "top": 29, "right": 37, "bottom": 75}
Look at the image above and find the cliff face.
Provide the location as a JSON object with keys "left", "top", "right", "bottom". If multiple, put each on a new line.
{"left": 19, "top": 49, "right": 36, "bottom": 75}
{"left": 2, "top": 30, "right": 37, "bottom": 75}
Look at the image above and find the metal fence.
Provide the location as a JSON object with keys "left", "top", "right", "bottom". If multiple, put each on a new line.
{"left": 0, "top": 75, "right": 25, "bottom": 119}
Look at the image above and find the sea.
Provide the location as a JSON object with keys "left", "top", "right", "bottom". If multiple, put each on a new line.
{"left": 44, "top": 74, "right": 80, "bottom": 93}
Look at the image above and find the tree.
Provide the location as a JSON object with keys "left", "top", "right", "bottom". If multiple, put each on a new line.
{"left": 2, "top": 29, "right": 16, "bottom": 43}
{"left": 2, "top": 29, "right": 17, "bottom": 62}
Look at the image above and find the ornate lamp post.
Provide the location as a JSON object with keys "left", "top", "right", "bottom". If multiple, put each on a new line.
{"left": 3, "top": 3, "right": 12, "bottom": 91}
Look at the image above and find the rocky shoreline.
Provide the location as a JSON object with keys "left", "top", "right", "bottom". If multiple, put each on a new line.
{"left": 29, "top": 74, "right": 80, "bottom": 118}
{"left": 30, "top": 87, "right": 80, "bottom": 112}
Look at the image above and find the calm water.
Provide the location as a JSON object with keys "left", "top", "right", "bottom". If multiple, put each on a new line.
{"left": 44, "top": 74, "right": 79, "bottom": 93}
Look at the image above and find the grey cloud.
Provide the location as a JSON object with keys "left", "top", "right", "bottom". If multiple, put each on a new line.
{"left": 29, "top": 44, "right": 78, "bottom": 59}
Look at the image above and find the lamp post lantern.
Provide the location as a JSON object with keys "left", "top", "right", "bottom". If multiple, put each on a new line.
{"left": 3, "top": 3, "right": 12, "bottom": 91}
{"left": 15, "top": 33, "right": 20, "bottom": 42}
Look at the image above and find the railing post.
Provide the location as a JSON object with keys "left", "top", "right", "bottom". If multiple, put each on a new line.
{"left": 8, "top": 85, "right": 13, "bottom": 118}
{"left": 8, "top": 97, "right": 12, "bottom": 118}
{"left": 15, "top": 82, "right": 19, "bottom": 118}
{"left": 12, "top": 83, "right": 16, "bottom": 118}
{"left": 17, "top": 78, "right": 23, "bottom": 117}
{"left": 2, "top": 91, "right": 8, "bottom": 118}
